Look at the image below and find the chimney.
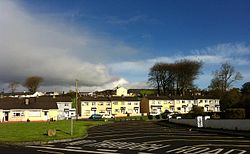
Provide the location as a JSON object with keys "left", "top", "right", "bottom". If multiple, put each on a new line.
{"left": 25, "top": 98, "right": 29, "bottom": 105}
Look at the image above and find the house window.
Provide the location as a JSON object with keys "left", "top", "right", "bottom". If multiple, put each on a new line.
{"left": 182, "top": 101, "right": 185, "bottom": 103}
{"left": 92, "top": 102, "right": 96, "bottom": 106}
{"left": 113, "top": 102, "right": 118, "bottom": 105}
{"left": 177, "top": 107, "right": 181, "bottom": 110}
{"left": 121, "top": 107, "right": 126, "bottom": 114}
{"left": 106, "top": 103, "right": 111, "bottom": 106}
{"left": 100, "top": 110, "right": 105, "bottom": 114}
{"left": 122, "top": 102, "right": 125, "bottom": 105}
{"left": 85, "top": 102, "right": 89, "bottom": 106}
{"left": 115, "top": 109, "right": 119, "bottom": 113}
{"left": 12, "top": 112, "right": 24, "bottom": 117}
{"left": 170, "top": 107, "right": 174, "bottom": 111}
{"left": 134, "top": 102, "right": 138, "bottom": 105}
{"left": 134, "top": 107, "right": 139, "bottom": 113}
{"left": 99, "top": 102, "right": 104, "bottom": 106}
{"left": 127, "top": 102, "right": 131, "bottom": 105}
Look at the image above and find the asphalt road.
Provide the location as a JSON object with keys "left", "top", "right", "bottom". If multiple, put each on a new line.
{"left": 2, "top": 120, "right": 250, "bottom": 154}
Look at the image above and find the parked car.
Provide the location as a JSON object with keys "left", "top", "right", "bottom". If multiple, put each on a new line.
{"left": 89, "top": 114, "right": 103, "bottom": 119}
{"left": 102, "top": 114, "right": 114, "bottom": 119}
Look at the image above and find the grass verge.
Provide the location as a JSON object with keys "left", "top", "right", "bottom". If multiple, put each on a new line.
{"left": 0, "top": 120, "right": 110, "bottom": 143}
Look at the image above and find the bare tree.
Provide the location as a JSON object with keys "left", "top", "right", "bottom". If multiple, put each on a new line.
{"left": 209, "top": 62, "right": 243, "bottom": 92}
{"left": 24, "top": 76, "right": 44, "bottom": 93}
{"left": 8, "top": 81, "right": 19, "bottom": 93}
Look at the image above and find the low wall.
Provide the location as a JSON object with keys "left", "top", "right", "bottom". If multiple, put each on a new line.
{"left": 169, "top": 119, "right": 197, "bottom": 127}
{"left": 205, "top": 119, "right": 250, "bottom": 131}
{"left": 170, "top": 118, "right": 250, "bottom": 131}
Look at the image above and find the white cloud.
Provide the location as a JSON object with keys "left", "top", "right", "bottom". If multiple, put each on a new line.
{"left": 191, "top": 43, "right": 250, "bottom": 65}
{"left": 0, "top": 1, "right": 140, "bottom": 91}
{"left": 110, "top": 42, "right": 250, "bottom": 89}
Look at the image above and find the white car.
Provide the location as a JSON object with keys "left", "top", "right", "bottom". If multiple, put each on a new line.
{"left": 102, "top": 114, "right": 114, "bottom": 119}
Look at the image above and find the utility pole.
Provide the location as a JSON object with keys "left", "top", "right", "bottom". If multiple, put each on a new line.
{"left": 71, "top": 79, "right": 79, "bottom": 136}
{"left": 71, "top": 116, "right": 73, "bottom": 136}
{"left": 75, "top": 79, "right": 78, "bottom": 120}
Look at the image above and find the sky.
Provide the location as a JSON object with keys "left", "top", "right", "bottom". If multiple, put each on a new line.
{"left": 0, "top": 0, "right": 249, "bottom": 92}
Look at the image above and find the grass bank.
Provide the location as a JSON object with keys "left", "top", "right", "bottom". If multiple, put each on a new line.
{"left": 0, "top": 120, "right": 110, "bottom": 143}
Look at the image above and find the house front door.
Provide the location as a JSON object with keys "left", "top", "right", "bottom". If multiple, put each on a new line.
{"left": 44, "top": 111, "right": 48, "bottom": 121}
{"left": 4, "top": 112, "right": 9, "bottom": 121}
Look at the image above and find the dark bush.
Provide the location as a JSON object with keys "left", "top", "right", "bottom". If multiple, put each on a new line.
{"left": 155, "top": 115, "right": 160, "bottom": 119}
{"left": 225, "top": 108, "right": 245, "bottom": 119}
{"left": 148, "top": 115, "right": 153, "bottom": 120}
{"left": 181, "top": 113, "right": 194, "bottom": 119}
{"left": 161, "top": 114, "right": 167, "bottom": 119}
{"left": 211, "top": 113, "right": 220, "bottom": 119}
{"left": 189, "top": 105, "right": 205, "bottom": 117}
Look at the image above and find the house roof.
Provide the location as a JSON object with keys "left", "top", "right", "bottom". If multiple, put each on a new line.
{"left": 170, "top": 95, "right": 195, "bottom": 100}
{"left": 110, "top": 96, "right": 140, "bottom": 101}
{"left": 80, "top": 96, "right": 111, "bottom": 101}
{"left": 0, "top": 97, "right": 58, "bottom": 110}
{"left": 79, "top": 96, "right": 140, "bottom": 101}
{"left": 53, "top": 96, "right": 72, "bottom": 102}
{"left": 144, "top": 95, "right": 172, "bottom": 100}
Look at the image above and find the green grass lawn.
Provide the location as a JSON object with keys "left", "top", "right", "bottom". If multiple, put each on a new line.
{"left": 0, "top": 120, "right": 110, "bottom": 143}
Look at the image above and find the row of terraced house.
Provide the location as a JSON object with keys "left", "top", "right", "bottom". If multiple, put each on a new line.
{"left": 0, "top": 87, "right": 220, "bottom": 122}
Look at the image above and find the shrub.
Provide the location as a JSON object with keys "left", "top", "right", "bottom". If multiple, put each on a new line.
{"left": 225, "top": 108, "right": 245, "bottom": 119}
{"left": 211, "top": 113, "right": 220, "bottom": 119}
{"left": 189, "top": 105, "right": 204, "bottom": 117}
{"left": 148, "top": 115, "right": 153, "bottom": 120}
{"left": 181, "top": 113, "right": 194, "bottom": 119}
{"left": 161, "top": 114, "right": 167, "bottom": 119}
{"left": 155, "top": 115, "right": 160, "bottom": 119}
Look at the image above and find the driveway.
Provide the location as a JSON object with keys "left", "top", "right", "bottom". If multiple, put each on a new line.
{"left": 27, "top": 120, "right": 250, "bottom": 154}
